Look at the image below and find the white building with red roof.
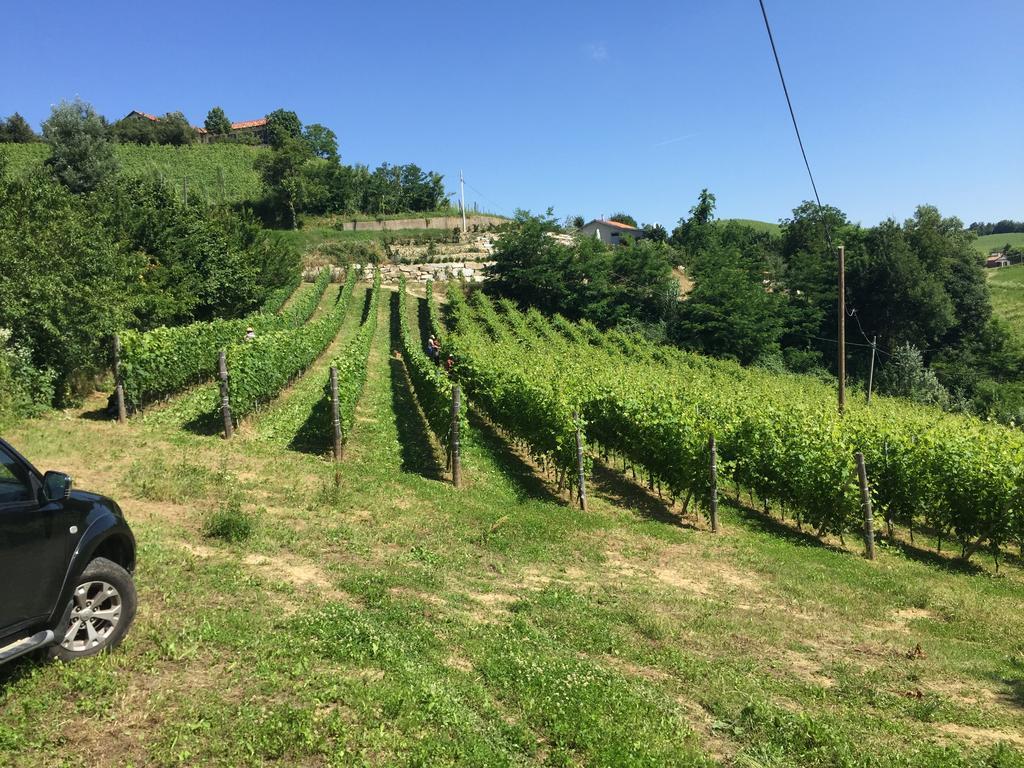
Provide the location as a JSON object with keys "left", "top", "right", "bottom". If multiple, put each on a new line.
{"left": 579, "top": 218, "right": 645, "bottom": 246}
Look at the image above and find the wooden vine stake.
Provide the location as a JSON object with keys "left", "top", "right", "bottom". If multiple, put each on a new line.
{"left": 450, "top": 384, "right": 462, "bottom": 488}
{"left": 709, "top": 434, "right": 720, "bottom": 533}
{"left": 113, "top": 334, "right": 127, "bottom": 424}
{"left": 574, "top": 412, "right": 587, "bottom": 511}
{"left": 855, "top": 451, "right": 875, "bottom": 560}
{"left": 218, "top": 349, "right": 233, "bottom": 440}
{"left": 330, "top": 366, "right": 343, "bottom": 463}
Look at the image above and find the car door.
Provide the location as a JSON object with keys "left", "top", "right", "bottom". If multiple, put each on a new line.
{"left": 0, "top": 444, "right": 70, "bottom": 635}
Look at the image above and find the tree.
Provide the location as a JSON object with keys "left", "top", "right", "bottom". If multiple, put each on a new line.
{"left": 568, "top": 215, "right": 585, "bottom": 229}
{"left": 642, "top": 223, "right": 668, "bottom": 242}
{"left": 0, "top": 113, "right": 37, "bottom": 143}
{"left": 302, "top": 123, "right": 338, "bottom": 161}
{"left": 0, "top": 168, "right": 135, "bottom": 402}
{"left": 878, "top": 343, "right": 949, "bottom": 407}
{"left": 256, "top": 137, "right": 314, "bottom": 228}
{"left": 487, "top": 209, "right": 677, "bottom": 328}
{"left": 609, "top": 212, "right": 637, "bottom": 227}
{"left": 266, "top": 109, "right": 302, "bottom": 149}
{"left": 204, "top": 106, "right": 231, "bottom": 136}
{"left": 153, "top": 112, "right": 194, "bottom": 145}
{"left": 670, "top": 188, "right": 718, "bottom": 254}
{"left": 42, "top": 98, "right": 117, "bottom": 193}
{"left": 111, "top": 114, "right": 157, "bottom": 145}
{"left": 669, "top": 250, "right": 788, "bottom": 365}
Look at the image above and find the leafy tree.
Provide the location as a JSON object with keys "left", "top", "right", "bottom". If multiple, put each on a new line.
{"left": 609, "top": 212, "right": 637, "bottom": 227}
{"left": 266, "top": 109, "right": 303, "bottom": 149}
{"left": 256, "top": 137, "right": 315, "bottom": 228}
{"left": 610, "top": 239, "right": 678, "bottom": 323}
{"left": 302, "top": 123, "right": 338, "bottom": 161}
{"left": 670, "top": 188, "right": 719, "bottom": 255}
{"left": 0, "top": 113, "right": 37, "bottom": 143}
{"left": 204, "top": 106, "right": 231, "bottom": 136}
{"left": 878, "top": 343, "right": 949, "bottom": 407}
{"left": 669, "top": 250, "right": 788, "bottom": 364}
{"left": 487, "top": 210, "right": 677, "bottom": 327}
{"left": 0, "top": 167, "right": 135, "bottom": 401}
{"left": 642, "top": 223, "right": 668, "bottom": 242}
{"left": 111, "top": 113, "right": 157, "bottom": 144}
{"left": 568, "top": 215, "right": 585, "bottom": 229}
{"left": 41, "top": 98, "right": 117, "bottom": 193}
{"left": 153, "top": 111, "right": 194, "bottom": 145}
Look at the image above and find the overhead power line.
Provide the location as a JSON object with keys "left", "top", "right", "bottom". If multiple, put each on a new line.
{"left": 757, "top": 0, "right": 825, "bottom": 215}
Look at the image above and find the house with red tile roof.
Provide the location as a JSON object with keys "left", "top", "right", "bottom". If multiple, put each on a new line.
{"left": 579, "top": 218, "right": 645, "bottom": 246}
{"left": 120, "top": 111, "right": 270, "bottom": 144}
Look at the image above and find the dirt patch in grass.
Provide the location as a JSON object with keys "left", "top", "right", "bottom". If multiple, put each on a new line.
{"left": 937, "top": 722, "right": 1024, "bottom": 748}
{"left": 243, "top": 553, "right": 356, "bottom": 604}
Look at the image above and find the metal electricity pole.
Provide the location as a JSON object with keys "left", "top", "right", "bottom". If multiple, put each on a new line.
{"left": 459, "top": 170, "right": 467, "bottom": 233}
{"left": 866, "top": 335, "right": 877, "bottom": 405}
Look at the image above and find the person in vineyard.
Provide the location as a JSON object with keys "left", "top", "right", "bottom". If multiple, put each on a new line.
{"left": 444, "top": 354, "right": 454, "bottom": 373}
{"left": 244, "top": 326, "right": 256, "bottom": 342}
{"left": 427, "top": 335, "right": 439, "bottom": 362}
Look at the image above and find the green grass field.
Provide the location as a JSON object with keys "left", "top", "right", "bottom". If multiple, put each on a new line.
{"left": 720, "top": 218, "right": 782, "bottom": 235}
{"left": 975, "top": 232, "right": 1024, "bottom": 256}
{"left": 989, "top": 263, "right": 1024, "bottom": 341}
{"left": 1, "top": 285, "right": 1022, "bottom": 766}
{"left": 0, "top": 142, "right": 266, "bottom": 204}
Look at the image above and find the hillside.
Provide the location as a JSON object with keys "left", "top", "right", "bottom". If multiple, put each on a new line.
{"left": 1, "top": 280, "right": 1022, "bottom": 766}
{"left": 719, "top": 218, "right": 781, "bottom": 235}
{"left": 989, "top": 263, "right": 1024, "bottom": 341}
{"left": 0, "top": 141, "right": 266, "bottom": 204}
{"left": 974, "top": 231, "right": 1024, "bottom": 256}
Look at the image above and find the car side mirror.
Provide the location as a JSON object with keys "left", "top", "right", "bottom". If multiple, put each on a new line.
{"left": 42, "top": 471, "right": 72, "bottom": 503}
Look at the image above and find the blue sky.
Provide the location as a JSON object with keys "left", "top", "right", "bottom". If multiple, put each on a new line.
{"left": 3, "top": 1, "right": 1021, "bottom": 228}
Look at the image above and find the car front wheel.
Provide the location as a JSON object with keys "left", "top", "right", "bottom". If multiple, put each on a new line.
{"left": 50, "top": 557, "right": 137, "bottom": 662}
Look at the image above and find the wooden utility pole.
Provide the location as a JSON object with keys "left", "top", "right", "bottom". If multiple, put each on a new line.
{"left": 450, "top": 385, "right": 462, "bottom": 487}
{"left": 855, "top": 452, "right": 875, "bottom": 560}
{"left": 574, "top": 413, "right": 587, "bottom": 511}
{"left": 218, "top": 349, "right": 233, "bottom": 439}
{"left": 330, "top": 366, "right": 343, "bottom": 462}
{"left": 866, "top": 336, "right": 877, "bottom": 405}
{"left": 838, "top": 244, "right": 846, "bottom": 414}
{"left": 112, "top": 334, "right": 127, "bottom": 424}
{"left": 708, "top": 435, "right": 719, "bottom": 533}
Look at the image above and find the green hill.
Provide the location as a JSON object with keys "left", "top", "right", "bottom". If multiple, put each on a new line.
{"left": 974, "top": 231, "right": 1024, "bottom": 256}
{"left": 0, "top": 141, "right": 266, "bottom": 204}
{"left": 720, "top": 218, "right": 781, "bottom": 235}
{"left": 989, "top": 262, "right": 1024, "bottom": 342}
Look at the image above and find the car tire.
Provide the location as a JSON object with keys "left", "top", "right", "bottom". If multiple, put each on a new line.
{"left": 49, "top": 557, "right": 137, "bottom": 662}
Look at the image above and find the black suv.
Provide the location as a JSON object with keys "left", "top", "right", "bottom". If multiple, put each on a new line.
{"left": 0, "top": 438, "right": 136, "bottom": 665}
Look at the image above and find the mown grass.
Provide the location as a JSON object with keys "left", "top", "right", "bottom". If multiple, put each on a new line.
{"left": 989, "top": 263, "right": 1024, "bottom": 343}
{"left": 719, "top": 218, "right": 782, "bottom": 235}
{"left": 975, "top": 233, "right": 1024, "bottom": 256}
{"left": 0, "top": 142, "right": 266, "bottom": 204}
{"left": 1, "top": 288, "right": 1022, "bottom": 766}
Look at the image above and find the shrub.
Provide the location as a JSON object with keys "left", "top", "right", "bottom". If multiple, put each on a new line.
{"left": 203, "top": 497, "right": 256, "bottom": 542}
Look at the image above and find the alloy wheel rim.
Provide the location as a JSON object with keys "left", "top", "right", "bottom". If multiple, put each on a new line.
{"left": 61, "top": 580, "right": 122, "bottom": 652}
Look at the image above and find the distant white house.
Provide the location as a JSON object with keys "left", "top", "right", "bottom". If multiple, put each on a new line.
{"left": 986, "top": 252, "right": 1011, "bottom": 268}
{"left": 579, "top": 219, "right": 644, "bottom": 246}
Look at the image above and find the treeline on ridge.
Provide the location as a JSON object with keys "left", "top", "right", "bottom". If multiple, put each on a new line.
{"left": 487, "top": 191, "right": 1024, "bottom": 427}
{"left": 0, "top": 99, "right": 299, "bottom": 420}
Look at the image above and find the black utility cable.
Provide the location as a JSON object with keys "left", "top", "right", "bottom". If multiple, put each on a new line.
{"left": 757, "top": 0, "right": 825, "bottom": 215}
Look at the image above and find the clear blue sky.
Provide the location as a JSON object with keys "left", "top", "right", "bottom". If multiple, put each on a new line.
{"left": 3, "top": 1, "right": 1021, "bottom": 228}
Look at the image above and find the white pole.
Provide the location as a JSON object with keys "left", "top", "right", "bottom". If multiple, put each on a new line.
{"left": 460, "top": 170, "right": 467, "bottom": 232}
